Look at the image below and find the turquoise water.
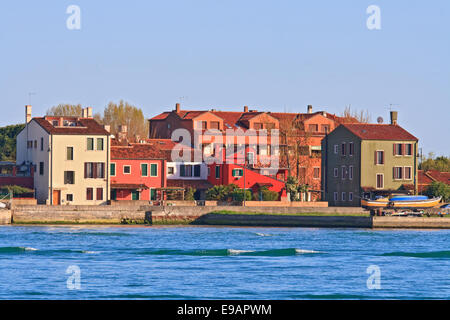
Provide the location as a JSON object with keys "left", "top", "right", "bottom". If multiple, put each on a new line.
{"left": 0, "top": 225, "right": 449, "bottom": 300}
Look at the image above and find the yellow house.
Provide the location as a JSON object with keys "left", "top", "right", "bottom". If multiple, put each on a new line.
{"left": 16, "top": 106, "right": 111, "bottom": 205}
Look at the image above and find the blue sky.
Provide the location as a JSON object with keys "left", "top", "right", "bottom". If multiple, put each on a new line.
{"left": 0, "top": 0, "right": 448, "bottom": 155}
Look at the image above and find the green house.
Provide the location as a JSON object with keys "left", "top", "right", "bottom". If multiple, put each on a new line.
{"left": 321, "top": 114, "right": 418, "bottom": 206}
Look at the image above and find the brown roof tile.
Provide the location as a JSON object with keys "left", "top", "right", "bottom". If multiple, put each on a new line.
{"left": 33, "top": 117, "right": 110, "bottom": 135}
{"left": 111, "top": 143, "right": 166, "bottom": 160}
{"left": 341, "top": 123, "right": 418, "bottom": 141}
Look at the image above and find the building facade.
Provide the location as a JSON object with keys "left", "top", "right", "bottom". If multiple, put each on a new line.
{"left": 321, "top": 112, "right": 418, "bottom": 206}
{"left": 16, "top": 106, "right": 111, "bottom": 205}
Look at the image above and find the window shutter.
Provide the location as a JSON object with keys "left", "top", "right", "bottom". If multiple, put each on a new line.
{"left": 401, "top": 144, "right": 405, "bottom": 156}
{"left": 93, "top": 163, "right": 97, "bottom": 179}
{"left": 374, "top": 151, "right": 377, "bottom": 165}
{"left": 393, "top": 167, "right": 396, "bottom": 179}
{"left": 180, "top": 165, "right": 185, "bottom": 177}
{"left": 84, "top": 163, "right": 87, "bottom": 178}
{"left": 393, "top": 144, "right": 396, "bottom": 156}
{"left": 381, "top": 151, "right": 384, "bottom": 164}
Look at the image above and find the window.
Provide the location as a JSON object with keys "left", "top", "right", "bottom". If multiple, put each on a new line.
{"left": 67, "top": 147, "right": 73, "bottom": 160}
{"left": 247, "top": 152, "right": 255, "bottom": 164}
{"left": 334, "top": 168, "right": 339, "bottom": 178}
{"left": 341, "top": 142, "right": 346, "bottom": 156}
{"left": 150, "top": 164, "right": 158, "bottom": 177}
{"left": 342, "top": 192, "right": 346, "bottom": 201}
{"left": 313, "top": 167, "right": 320, "bottom": 179}
{"left": 85, "top": 163, "right": 105, "bottom": 178}
{"left": 27, "top": 141, "right": 33, "bottom": 149}
{"left": 110, "top": 163, "right": 116, "bottom": 176}
{"left": 341, "top": 166, "right": 346, "bottom": 180}
{"left": 376, "top": 174, "right": 384, "bottom": 189}
{"left": 210, "top": 121, "right": 220, "bottom": 130}
{"left": 349, "top": 142, "right": 354, "bottom": 156}
{"left": 40, "top": 138, "right": 44, "bottom": 151}
{"left": 322, "top": 125, "right": 330, "bottom": 134}
{"left": 87, "top": 138, "right": 94, "bottom": 151}
{"left": 215, "top": 165, "right": 220, "bottom": 179}
{"left": 194, "top": 165, "right": 201, "bottom": 177}
{"left": 64, "top": 171, "right": 75, "bottom": 185}
{"left": 334, "top": 145, "right": 339, "bottom": 154}
{"left": 150, "top": 188, "right": 157, "bottom": 201}
{"left": 207, "top": 167, "right": 211, "bottom": 177}
{"left": 141, "top": 164, "right": 148, "bottom": 177}
{"left": 66, "top": 194, "right": 73, "bottom": 202}
{"left": 34, "top": 140, "right": 37, "bottom": 149}
{"left": 232, "top": 169, "right": 244, "bottom": 177}
{"left": 201, "top": 121, "right": 207, "bottom": 130}
{"left": 393, "top": 167, "right": 403, "bottom": 180}
{"left": 97, "top": 138, "right": 104, "bottom": 151}
{"left": 168, "top": 166, "right": 174, "bottom": 175}
{"left": 404, "top": 167, "right": 412, "bottom": 180}
{"left": 308, "top": 124, "right": 318, "bottom": 132}
{"left": 334, "top": 192, "right": 338, "bottom": 201}
{"left": 405, "top": 144, "right": 412, "bottom": 156}
{"left": 254, "top": 123, "right": 263, "bottom": 130}
{"left": 394, "top": 143, "right": 403, "bottom": 156}
{"left": 123, "top": 165, "right": 131, "bottom": 174}
{"left": 180, "top": 164, "right": 191, "bottom": 177}
{"left": 349, "top": 192, "right": 353, "bottom": 202}
{"left": 39, "top": 162, "right": 44, "bottom": 176}
{"left": 349, "top": 166, "right": 354, "bottom": 180}
{"left": 375, "top": 151, "right": 384, "bottom": 165}
{"left": 299, "top": 167, "right": 306, "bottom": 179}
{"left": 96, "top": 188, "right": 103, "bottom": 201}
{"left": 86, "top": 188, "right": 94, "bottom": 201}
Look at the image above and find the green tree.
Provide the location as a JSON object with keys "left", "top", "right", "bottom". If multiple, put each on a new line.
{"left": 425, "top": 182, "right": 450, "bottom": 202}
{"left": 206, "top": 184, "right": 238, "bottom": 201}
{"left": 185, "top": 187, "right": 196, "bottom": 201}
{"left": 0, "top": 124, "right": 25, "bottom": 161}
{"left": 46, "top": 104, "right": 83, "bottom": 117}
{"left": 420, "top": 153, "right": 450, "bottom": 172}
{"left": 285, "top": 176, "right": 299, "bottom": 200}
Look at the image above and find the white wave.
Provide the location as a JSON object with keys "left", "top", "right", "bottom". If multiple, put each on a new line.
{"left": 227, "top": 249, "right": 255, "bottom": 255}
{"left": 82, "top": 250, "right": 100, "bottom": 254}
{"left": 23, "top": 247, "right": 38, "bottom": 251}
{"left": 295, "top": 249, "right": 321, "bottom": 254}
{"left": 255, "top": 233, "right": 273, "bottom": 237}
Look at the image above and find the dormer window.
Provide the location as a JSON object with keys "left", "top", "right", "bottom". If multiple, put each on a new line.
{"left": 254, "top": 123, "right": 263, "bottom": 130}
{"left": 210, "top": 121, "right": 220, "bottom": 130}
{"left": 52, "top": 120, "right": 59, "bottom": 126}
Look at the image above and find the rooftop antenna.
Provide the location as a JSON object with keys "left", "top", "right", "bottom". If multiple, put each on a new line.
{"left": 28, "top": 92, "right": 36, "bottom": 105}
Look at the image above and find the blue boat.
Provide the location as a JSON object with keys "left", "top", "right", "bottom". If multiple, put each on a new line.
{"left": 389, "top": 195, "right": 428, "bottom": 201}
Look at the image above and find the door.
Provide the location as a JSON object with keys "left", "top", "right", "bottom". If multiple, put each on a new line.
{"left": 52, "top": 190, "right": 61, "bottom": 205}
{"left": 131, "top": 190, "right": 140, "bottom": 200}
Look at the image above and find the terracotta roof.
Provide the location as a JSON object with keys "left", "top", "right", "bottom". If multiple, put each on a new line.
{"left": 33, "top": 117, "right": 110, "bottom": 135}
{"left": 167, "top": 179, "right": 213, "bottom": 189}
{"left": 150, "top": 112, "right": 171, "bottom": 120}
{"left": 341, "top": 123, "right": 418, "bottom": 141}
{"left": 111, "top": 143, "right": 166, "bottom": 160}
{"left": 421, "top": 170, "right": 450, "bottom": 185}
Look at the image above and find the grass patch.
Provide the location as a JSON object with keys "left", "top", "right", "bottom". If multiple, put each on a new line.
{"left": 210, "top": 210, "right": 370, "bottom": 217}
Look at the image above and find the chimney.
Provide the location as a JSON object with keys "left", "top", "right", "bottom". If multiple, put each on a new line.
{"left": 244, "top": 106, "right": 249, "bottom": 112}
{"left": 59, "top": 117, "right": 64, "bottom": 127}
{"left": 390, "top": 111, "right": 398, "bottom": 125}
{"left": 175, "top": 103, "right": 180, "bottom": 113}
{"left": 103, "top": 125, "right": 110, "bottom": 133}
{"left": 82, "top": 108, "right": 88, "bottom": 118}
{"left": 119, "top": 125, "right": 127, "bottom": 133}
{"left": 118, "top": 125, "right": 128, "bottom": 142}
{"left": 307, "top": 105, "right": 313, "bottom": 114}
{"left": 86, "top": 107, "right": 93, "bottom": 118}
{"left": 25, "top": 105, "right": 32, "bottom": 123}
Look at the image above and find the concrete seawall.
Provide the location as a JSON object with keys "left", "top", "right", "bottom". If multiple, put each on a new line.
{"left": 0, "top": 210, "right": 11, "bottom": 224}
{"left": 373, "top": 216, "right": 450, "bottom": 229}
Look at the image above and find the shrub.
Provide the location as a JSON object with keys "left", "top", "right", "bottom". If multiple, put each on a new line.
{"left": 261, "top": 189, "right": 279, "bottom": 201}
{"left": 231, "top": 189, "right": 252, "bottom": 201}
{"left": 425, "top": 181, "right": 450, "bottom": 202}
{"left": 206, "top": 184, "right": 238, "bottom": 201}
{"left": 184, "top": 187, "right": 196, "bottom": 201}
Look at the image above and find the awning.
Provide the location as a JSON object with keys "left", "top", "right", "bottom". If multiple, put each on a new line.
{"left": 167, "top": 179, "right": 213, "bottom": 189}
{"left": 111, "top": 183, "right": 149, "bottom": 190}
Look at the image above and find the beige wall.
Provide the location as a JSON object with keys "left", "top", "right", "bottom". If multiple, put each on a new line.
{"left": 51, "top": 135, "right": 110, "bottom": 205}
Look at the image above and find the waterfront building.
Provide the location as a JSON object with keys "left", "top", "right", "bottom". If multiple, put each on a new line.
{"left": 321, "top": 111, "right": 419, "bottom": 206}
{"left": 16, "top": 106, "right": 111, "bottom": 205}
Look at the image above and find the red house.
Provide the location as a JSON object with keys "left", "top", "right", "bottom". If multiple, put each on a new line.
{"left": 110, "top": 143, "right": 167, "bottom": 201}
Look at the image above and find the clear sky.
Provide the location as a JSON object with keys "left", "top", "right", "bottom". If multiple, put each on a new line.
{"left": 1, "top": 0, "right": 449, "bottom": 155}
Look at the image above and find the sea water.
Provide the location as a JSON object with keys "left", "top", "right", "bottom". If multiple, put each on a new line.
{"left": 0, "top": 225, "right": 448, "bottom": 299}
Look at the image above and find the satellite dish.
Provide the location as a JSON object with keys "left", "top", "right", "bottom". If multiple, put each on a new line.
{"left": 377, "top": 117, "right": 384, "bottom": 124}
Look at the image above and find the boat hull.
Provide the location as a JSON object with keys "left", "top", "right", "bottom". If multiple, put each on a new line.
{"left": 389, "top": 197, "right": 442, "bottom": 209}
{"left": 361, "top": 199, "right": 389, "bottom": 208}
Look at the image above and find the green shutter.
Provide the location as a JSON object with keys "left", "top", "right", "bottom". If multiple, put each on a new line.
{"left": 110, "top": 163, "right": 116, "bottom": 176}
{"left": 97, "top": 138, "right": 104, "bottom": 151}
{"left": 150, "top": 189, "right": 156, "bottom": 201}
{"left": 180, "top": 165, "right": 185, "bottom": 177}
{"left": 151, "top": 164, "right": 157, "bottom": 176}
{"left": 87, "top": 138, "right": 94, "bottom": 150}
{"left": 215, "top": 166, "right": 220, "bottom": 179}
{"left": 141, "top": 164, "right": 148, "bottom": 176}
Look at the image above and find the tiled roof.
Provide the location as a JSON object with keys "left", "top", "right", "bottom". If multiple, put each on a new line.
{"left": 167, "top": 179, "right": 213, "bottom": 189}
{"left": 421, "top": 170, "right": 450, "bottom": 185}
{"left": 341, "top": 123, "right": 418, "bottom": 141}
{"left": 111, "top": 143, "right": 166, "bottom": 160}
{"left": 33, "top": 117, "right": 110, "bottom": 136}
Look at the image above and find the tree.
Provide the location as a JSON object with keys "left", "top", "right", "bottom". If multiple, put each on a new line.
{"left": 425, "top": 181, "right": 450, "bottom": 202}
{"left": 0, "top": 124, "right": 25, "bottom": 161}
{"left": 419, "top": 153, "right": 450, "bottom": 172}
{"left": 101, "top": 100, "right": 147, "bottom": 142}
{"left": 285, "top": 176, "right": 299, "bottom": 200}
{"left": 340, "top": 105, "right": 371, "bottom": 123}
{"left": 46, "top": 104, "right": 83, "bottom": 117}
{"left": 185, "top": 187, "right": 196, "bottom": 201}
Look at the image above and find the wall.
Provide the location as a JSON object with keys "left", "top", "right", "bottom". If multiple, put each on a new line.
{"left": 0, "top": 176, "right": 34, "bottom": 189}
{"left": 373, "top": 216, "right": 450, "bottom": 229}
{"left": 52, "top": 134, "right": 110, "bottom": 205}
{"left": 0, "top": 210, "right": 11, "bottom": 224}
{"left": 166, "top": 162, "right": 208, "bottom": 180}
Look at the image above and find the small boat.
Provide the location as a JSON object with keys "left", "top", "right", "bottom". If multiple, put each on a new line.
{"left": 389, "top": 196, "right": 442, "bottom": 209}
{"left": 361, "top": 197, "right": 389, "bottom": 208}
